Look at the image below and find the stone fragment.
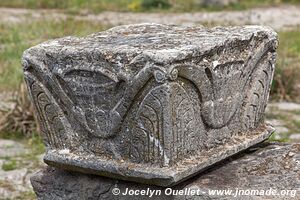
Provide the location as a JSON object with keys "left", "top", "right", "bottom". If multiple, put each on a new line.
{"left": 22, "top": 24, "right": 277, "bottom": 186}
{"left": 31, "top": 143, "right": 300, "bottom": 200}
{"left": 275, "top": 126, "right": 289, "bottom": 134}
{"left": 289, "top": 134, "right": 300, "bottom": 141}
{"left": 0, "top": 139, "right": 27, "bottom": 157}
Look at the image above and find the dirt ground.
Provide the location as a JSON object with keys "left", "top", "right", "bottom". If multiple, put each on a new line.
{"left": 1, "top": 5, "right": 300, "bottom": 30}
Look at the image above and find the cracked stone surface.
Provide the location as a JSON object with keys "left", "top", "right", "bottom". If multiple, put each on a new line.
{"left": 31, "top": 142, "right": 300, "bottom": 200}
{"left": 22, "top": 24, "right": 277, "bottom": 186}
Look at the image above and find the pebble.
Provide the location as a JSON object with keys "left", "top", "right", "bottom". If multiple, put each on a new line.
{"left": 275, "top": 126, "right": 289, "bottom": 134}
{"left": 289, "top": 134, "right": 300, "bottom": 141}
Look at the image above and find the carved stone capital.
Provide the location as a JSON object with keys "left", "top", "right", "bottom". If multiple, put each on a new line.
{"left": 22, "top": 24, "right": 278, "bottom": 186}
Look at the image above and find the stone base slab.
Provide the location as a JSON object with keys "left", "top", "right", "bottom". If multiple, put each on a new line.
{"left": 43, "top": 125, "right": 274, "bottom": 187}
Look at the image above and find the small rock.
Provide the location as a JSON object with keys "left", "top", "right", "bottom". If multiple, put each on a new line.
{"left": 275, "top": 126, "right": 289, "bottom": 134}
{"left": 274, "top": 134, "right": 283, "bottom": 140}
{"left": 289, "top": 133, "right": 300, "bottom": 141}
{"left": 0, "top": 139, "right": 27, "bottom": 157}
{"left": 288, "top": 152, "right": 296, "bottom": 157}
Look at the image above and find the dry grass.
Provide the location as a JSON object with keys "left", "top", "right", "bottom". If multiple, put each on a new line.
{"left": 271, "top": 29, "right": 300, "bottom": 102}
{"left": 0, "top": 83, "right": 36, "bottom": 135}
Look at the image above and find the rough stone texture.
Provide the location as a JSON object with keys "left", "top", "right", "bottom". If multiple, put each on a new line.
{"left": 22, "top": 24, "right": 277, "bottom": 186}
{"left": 31, "top": 142, "right": 300, "bottom": 200}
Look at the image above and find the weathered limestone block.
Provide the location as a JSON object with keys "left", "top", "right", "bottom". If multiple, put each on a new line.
{"left": 22, "top": 24, "right": 277, "bottom": 186}
{"left": 31, "top": 143, "right": 300, "bottom": 200}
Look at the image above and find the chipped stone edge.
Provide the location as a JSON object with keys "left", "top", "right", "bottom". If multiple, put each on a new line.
{"left": 43, "top": 124, "right": 274, "bottom": 187}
